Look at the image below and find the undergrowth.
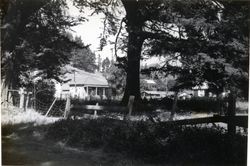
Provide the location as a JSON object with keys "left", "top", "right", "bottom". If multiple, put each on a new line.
{"left": 46, "top": 118, "right": 247, "bottom": 165}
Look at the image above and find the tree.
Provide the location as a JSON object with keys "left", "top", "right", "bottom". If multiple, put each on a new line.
{"left": 35, "top": 80, "right": 55, "bottom": 105}
{"left": 73, "top": 0, "right": 183, "bottom": 103}
{"left": 70, "top": 36, "right": 97, "bottom": 72}
{"left": 102, "top": 57, "right": 111, "bottom": 72}
{"left": 97, "top": 54, "right": 102, "bottom": 72}
{"left": 1, "top": 0, "right": 82, "bottom": 91}
{"left": 71, "top": 47, "right": 97, "bottom": 72}
{"left": 103, "top": 63, "right": 126, "bottom": 99}
{"left": 143, "top": 1, "right": 249, "bottom": 100}
{"left": 213, "top": 1, "right": 249, "bottom": 99}
{"left": 73, "top": 0, "right": 249, "bottom": 104}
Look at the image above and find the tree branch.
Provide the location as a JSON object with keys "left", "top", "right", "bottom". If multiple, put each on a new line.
{"left": 140, "top": 31, "right": 187, "bottom": 43}
{"left": 114, "top": 17, "right": 125, "bottom": 60}
{"left": 102, "top": 16, "right": 107, "bottom": 38}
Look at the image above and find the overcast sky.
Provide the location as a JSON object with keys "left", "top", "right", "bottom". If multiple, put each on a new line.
{"left": 66, "top": 1, "right": 119, "bottom": 61}
{"left": 66, "top": 1, "right": 172, "bottom": 67}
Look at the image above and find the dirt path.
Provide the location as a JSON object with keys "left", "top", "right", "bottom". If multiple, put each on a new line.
{"left": 2, "top": 124, "right": 111, "bottom": 166}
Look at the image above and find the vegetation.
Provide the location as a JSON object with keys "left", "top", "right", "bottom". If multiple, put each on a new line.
{"left": 35, "top": 80, "right": 55, "bottom": 104}
{"left": 1, "top": 0, "right": 95, "bottom": 105}
{"left": 2, "top": 0, "right": 248, "bottom": 103}
{"left": 70, "top": 36, "right": 97, "bottom": 73}
{"left": 155, "top": 97, "right": 225, "bottom": 113}
{"left": 73, "top": 0, "right": 249, "bottom": 104}
{"left": 101, "top": 57, "right": 111, "bottom": 72}
{"left": 103, "top": 62, "right": 127, "bottom": 99}
{"left": 46, "top": 118, "right": 247, "bottom": 165}
{"left": 146, "top": 1, "right": 249, "bottom": 99}
{"left": 1, "top": 1, "right": 248, "bottom": 165}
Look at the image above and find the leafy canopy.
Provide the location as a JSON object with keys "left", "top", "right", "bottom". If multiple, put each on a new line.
{"left": 1, "top": 0, "right": 83, "bottom": 88}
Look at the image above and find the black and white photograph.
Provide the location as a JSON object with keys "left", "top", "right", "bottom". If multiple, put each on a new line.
{"left": 1, "top": 0, "right": 249, "bottom": 165}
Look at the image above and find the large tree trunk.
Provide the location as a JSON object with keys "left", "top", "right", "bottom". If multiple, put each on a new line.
{"left": 121, "top": 0, "right": 144, "bottom": 105}
{"left": 170, "top": 91, "right": 178, "bottom": 120}
{"left": 122, "top": 30, "right": 143, "bottom": 104}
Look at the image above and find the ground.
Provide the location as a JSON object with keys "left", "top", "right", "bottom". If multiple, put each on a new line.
{"left": 1, "top": 106, "right": 248, "bottom": 166}
{"left": 1, "top": 108, "right": 156, "bottom": 165}
{"left": 2, "top": 123, "right": 107, "bottom": 166}
{"left": 1, "top": 108, "right": 109, "bottom": 165}
{"left": 2, "top": 123, "right": 164, "bottom": 166}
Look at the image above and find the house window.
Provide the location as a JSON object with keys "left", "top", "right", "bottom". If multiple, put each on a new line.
{"left": 97, "top": 87, "right": 104, "bottom": 96}
{"left": 88, "top": 87, "right": 96, "bottom": 95}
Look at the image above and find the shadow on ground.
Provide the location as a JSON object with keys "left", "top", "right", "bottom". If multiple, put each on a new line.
{"left": 2, "top": 118, "right": 248, "bottom": 166}
{"left": 2, "top": 123, "right": 104, "bottom": 166}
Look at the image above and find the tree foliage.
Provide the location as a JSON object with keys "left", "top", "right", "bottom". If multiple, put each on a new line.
{"left": 1, "top": 0, "right": 82, "bottom": 89}
{"left": 4, "top": 0, "right": 246, "bottom": 102}
{"left": 102, "top": 57, "right": 111, "bottom": 72}
{"left": 145, "top": 1, "right": 249, "bottom": 98}
{"left": 103, "top": 62, "right": 126, "bottom": 98}
{"left": 35, "top": 79, "right": 56, "bottom": 104}
{"left": 70, "top": 36, "right": 97, "bottom": 73}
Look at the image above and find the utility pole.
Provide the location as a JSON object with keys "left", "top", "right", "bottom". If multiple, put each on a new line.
{"left": 73, "top": 69, "right": 76, "bottom": 98}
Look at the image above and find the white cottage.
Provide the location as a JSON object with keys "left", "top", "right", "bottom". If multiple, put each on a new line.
{"left": 55, "top": 66, "right": 109, "bottom": 100}
{"left": 192, "top": 82, "right": 209, "bottom": 97}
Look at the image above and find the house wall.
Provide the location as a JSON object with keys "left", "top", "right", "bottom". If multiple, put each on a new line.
{"left": 69, "top": 86, "right": 87, "bottom": 99}
{"left": 83, "top": 86, "right": 108, "bottom": 100}
{"left": 58, "top": 91, "right": 70, "bottom": 99}
{"left": 55, "top": 82, "right": 109, "bottom": 100}
{"left": 54, "top": 83, "right": 62, "bottom": 98}
{"left": 194, "top": 89, "right": 205, "bottom": 97}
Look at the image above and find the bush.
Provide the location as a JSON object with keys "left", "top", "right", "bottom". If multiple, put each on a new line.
{"left": 2, "top": 124, "right": 16, "bottom": 136}
{"left": 177, "top": 97, "right": 221, "bottom": 112}
{"left": 143, "top": 97, "right": 224, "bottom": 113}
{"left": 166, "top": 126, "right": 247, "bottom": 165}
{"left": 35, "top": 80, "right": 56, "bottom": 114}
{"left": 46, "top": 118, "right": 247, "bottom": 165}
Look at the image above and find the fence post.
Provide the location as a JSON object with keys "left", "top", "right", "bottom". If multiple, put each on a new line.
{"left": 64, "top": 95, "right": 71, "bottom": 118}
{"left": 33, "top": 85, "right": 36, "bottom": 110}
{"left": 125, "top": 95, "right": 135, "bottom": 120}
{"left": 25, "top": 92, "right": 31, "bottom": 110}
{"left": 6, "top": 90, "right": 10, "bottom": 108}
{"left": 170, "top": 91, "right": 178, "bottom": 120}
{"left": 227, "top": 91, "right": 236, "bottom": 135}
{"left": 19, "top": 88, "right": 25, "bottom": 109}
{"left": 93, "top": 103, "right": 98, "bottom": 119}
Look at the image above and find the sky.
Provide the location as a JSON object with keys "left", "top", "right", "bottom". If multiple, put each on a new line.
{"left": 65, "top": 1, "right": 174, "bottom": 67}
{"left": 66, "top": 0, "right": 119, "bottom": 61}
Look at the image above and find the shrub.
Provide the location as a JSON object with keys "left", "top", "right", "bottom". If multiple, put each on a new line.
{"left": 177, "top": 97, "right": 221, "bottom": 112}
{"left": 35, "top": 80, "right": 56, "bottom": 114}
{"left": 143, "top": 97, "right": 224, "bottom": 113}
{"left": 46, "top": 118, "right": 247, "bottom": 165}
{"left": 2, "top": 124, "right": 16, "bottom": 136}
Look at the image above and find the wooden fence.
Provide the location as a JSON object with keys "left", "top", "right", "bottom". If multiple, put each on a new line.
{"left": 67, "top": 94, "right": 248, "bottom": 135}
{"left": 67, "top": 96, "right": 135, "bottom": 120}
{"left": 2, "top": 89, "right": 33, "bottom": 110}
{"left": 4, "top": 89, "right": 247, "bottom": 135}
{"left": 158, "top": 115, "right": 248, "bottom": 128}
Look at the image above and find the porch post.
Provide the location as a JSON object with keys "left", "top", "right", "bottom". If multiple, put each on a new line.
{"left": 103, "top": 88, "right": 105, "bottom": 96}
{"left": 96, "top": 87, "right": 98, "bottom": 95}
